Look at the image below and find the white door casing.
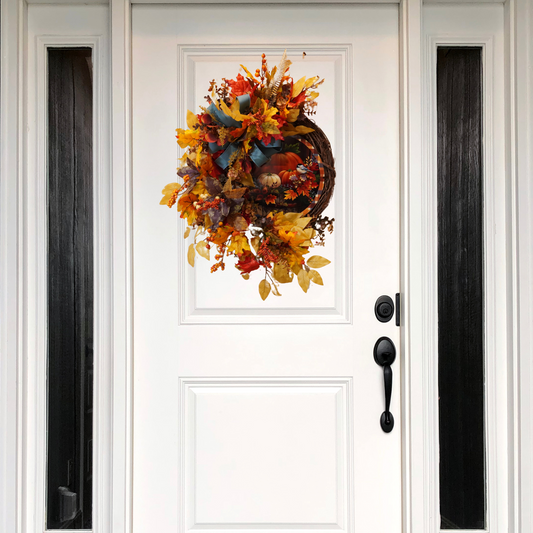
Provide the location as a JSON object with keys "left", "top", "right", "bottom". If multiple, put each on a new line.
{"left": 132, "top": 4, "right": 401, "bottom": 533}
{"left": 1, "top": 2, "right": 532, "bottom": 533}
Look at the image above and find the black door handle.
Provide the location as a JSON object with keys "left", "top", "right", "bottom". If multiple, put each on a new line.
{"left": 374, "top": 337, "right": 396, "bottom": 433}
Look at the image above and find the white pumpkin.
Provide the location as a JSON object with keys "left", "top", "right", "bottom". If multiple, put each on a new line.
{"left": 257, "top": 172, "right": 281, "bottom": 188}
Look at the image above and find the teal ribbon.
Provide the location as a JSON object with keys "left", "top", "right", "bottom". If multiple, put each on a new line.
{"left": 207, "top": 94, "right": 282, "bottom": 169}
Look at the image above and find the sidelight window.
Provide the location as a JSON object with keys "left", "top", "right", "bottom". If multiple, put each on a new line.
{"left": 46, "top": 47, "right": 94, "bottom": 530}
{"left": 437, "top": 46, "right": 486, "bottom": 531}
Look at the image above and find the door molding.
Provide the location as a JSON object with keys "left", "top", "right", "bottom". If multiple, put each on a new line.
{"left": 1, "top": 2, "right": 532, "bottom": 533}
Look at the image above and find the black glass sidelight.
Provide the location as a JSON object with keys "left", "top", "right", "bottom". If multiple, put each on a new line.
{"left": 47, "top": 48, "right": 93, "bottom": 529}
{"left": 437, "top": 47, "right": 485, "bottom": 530}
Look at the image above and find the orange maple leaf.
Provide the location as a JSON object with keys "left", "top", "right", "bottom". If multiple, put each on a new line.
{"left": 284, "top": 190, "right": 298, "bottom": 200}
{"left": 177, "top": 193, "right": 198, "bottom": 225}
{"left": 265, "top": 194, "right": 277, "bottom": 205}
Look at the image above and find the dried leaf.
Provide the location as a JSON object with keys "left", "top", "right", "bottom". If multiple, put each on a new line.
{"left": 228, "top": 215, "right": 249, "bottom": 231}
{"left": 309, "top": 269, "right": 323, "bottom": 286}
{"left": 195, "top": 226, "right": 205, "bottom": 239}
{"left": 239, "top": 173, "right": 255, "bottom": 188}
{"left": 227, "top": 233, "right": 250, "bottom": 256}
{"left": 286, "top": 108, "right": 300, "bottom": 123}
{"left": 224, "top": 187, "right": 247, "bottom": 199}
{"left": 187, "top": 109, "right": 199, "bottom": 129}
{"left": 196, "top": 241, "right": 210, "bottom": 260}
{"left": 304, "top": 76, "right": 319, "bottom": 89}
{"left": 307, "top": 255, "right": 331, "bottom": 268}
{"left": 295, "top": 216, "right": 312, "bottom": 229}
{"left": 292, "top": 76, "right": 306, "bottom": 98}
{"left": 273, "top": 263, "right": 293, "bottom": 284}
{"left": 187, "top": 243, "right": 195, "bottom": 267}
{"left": 184, "top": 227, "right": 191, "bottom": 239}
{"left": 297, "top": 269, "right": 310, "bottom": 293}
{"left": 251, "top": 236, "right": 260, "bottom": 254}
{"left": 222, "top": 176, "right": 233, "bottom": 192}
{"left": 295, "top": 125, "right": 315, "bottom": 134}
{"left": 271, "top": 283, "right": 282, "bottom": 297}
{"left": 241, "top": 273, "right": 250, "bottom": 280}
{"left": 259, "top": 279, "right": 271, "bottom": 301}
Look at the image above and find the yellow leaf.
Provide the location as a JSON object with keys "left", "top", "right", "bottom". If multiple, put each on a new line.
{"left": 176, "top": 128, "right": 201, "bottom": 149}
{"left": 196, "top": 240, "right": 210, "bottom": 260}
{"left": 307, "top": 255, "right": 331, "bottom": 268}
{"left": 297, "top": 269, "right": 310, "bottom": 293}
{"left": 259, "top": 279, "right": 271, "bottom": 301}
{"left": 284, "top": 212, "right": 302, "bottom": 223}
{"left": 240, "top": 64, "right": 258, "bottom": 81}
{"left": 162, "top": 182, "right": 180, "bottom": 194}
{"left": 295, "top": 125, "right": 315, "bottom": 134}
{"left": 187, "top": 243, "right": 195, "bottom": 267}
{"left": 273, "top": 263, "right": 293, "bottom": 284}
{"left": 220, "top": 99, "right": 247, "bottom": 122}
{"left": 304, "top": 76, "right": 319, "bottom": 89}
{"left": 307, "top": 91, "right": 319, "bottom": 101}
{"left": 292, "top": 76, "right": 306, "bottom": 98}
{"left": 286, "top": 108, "right": 300, "bottom": 123}
{"left": 187, "top": 110, "right": 198, "bottom": 129}
{"left": 295, "top": 216, "right": 312, "bottom": 229}
{"left": 291, "top": 262, "right": 302, "bottom": 276}
{"left": 271, "top": 283, "right": 282, "bottom": 297}
{"left": 184, "top": 227, "right": 191, "bottom": 239}
{"left": 241, "top": 273, "right": 250, "bottom": 280}
{"left": 309, "top": 269, "right": 323, "bottom": 285}
{"left": 239, "top": 173, "right": 255, "bottom": 188}
{"left": 227, "top": 234, "right": 251, "bottom": 256}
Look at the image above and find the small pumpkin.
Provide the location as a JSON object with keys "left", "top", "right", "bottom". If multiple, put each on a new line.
{"left": 257, "top": 172, "right": 281, "bottom": 188}
{"left": 279, "top": 169, "right": 299, "bottom": 185}
{"left": 255, "top": 151, "right": 303, "bottom": 176}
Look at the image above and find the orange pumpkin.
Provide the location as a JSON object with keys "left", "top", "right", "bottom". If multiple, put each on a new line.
{"left": 255, "top": 152, "right": 303, "bottom": 176}
{"left": 279, "top": 169, "right": 299, "bottom": 185}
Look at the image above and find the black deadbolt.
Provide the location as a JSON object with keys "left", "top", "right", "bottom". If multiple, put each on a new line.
{"left": 375, "top": 295, "right": 395, "bottom": 323}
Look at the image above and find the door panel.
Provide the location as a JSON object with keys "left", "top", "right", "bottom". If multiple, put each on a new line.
{"left": 132, "top": 5, "right": 400, "bottom": 533}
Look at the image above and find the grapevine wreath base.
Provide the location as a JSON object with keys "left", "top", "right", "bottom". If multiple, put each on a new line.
{"left": 161, "top": 51, "right": 336, "bottom": 300}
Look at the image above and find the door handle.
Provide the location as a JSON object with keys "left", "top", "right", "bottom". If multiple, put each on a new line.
{"left": 373, "top": 337, "right": 396, "bottom": 433}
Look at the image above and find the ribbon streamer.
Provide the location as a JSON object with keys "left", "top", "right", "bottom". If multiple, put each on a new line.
{"left": 207, "top": 95, "right": 282, "bottom": 169}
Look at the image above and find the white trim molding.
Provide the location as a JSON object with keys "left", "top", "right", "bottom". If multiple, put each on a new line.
{"left": 0, "top": 2, "right": 25, "bottom": 533}
{"left": 110, "top": 1, "right": 134, "bottom": 532}
{"left": 506, "top": 0, "right": 533, "bottom": 532}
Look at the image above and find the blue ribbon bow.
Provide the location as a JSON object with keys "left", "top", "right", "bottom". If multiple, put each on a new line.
{"left": 207, "top": 94, "right": 282, "bottom": 170}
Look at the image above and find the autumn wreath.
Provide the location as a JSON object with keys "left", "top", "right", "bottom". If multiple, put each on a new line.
{"left": 161, "top": 52, "right": 335, "bottom": 300}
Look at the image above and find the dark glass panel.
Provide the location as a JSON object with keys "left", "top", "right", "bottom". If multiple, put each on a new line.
{"left": 437, "top": 47, "right": 486, "bottom": 530}
{"left": 47, "top": 48, "right": 93, "bottom": 530}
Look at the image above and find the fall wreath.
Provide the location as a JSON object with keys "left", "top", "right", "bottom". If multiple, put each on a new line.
{"left": 161, "top": 51, "right": 335, "bottom": 300}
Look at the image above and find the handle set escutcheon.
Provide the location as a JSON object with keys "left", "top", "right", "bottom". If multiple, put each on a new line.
{"left": 373, "top": 336, "right": 396, "bottom": 433}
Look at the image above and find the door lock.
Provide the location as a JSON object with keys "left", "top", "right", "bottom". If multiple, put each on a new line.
{"left": 373, "top": 336, "right": 396, "bottom": 433}
{"left": 374, "top": 295, "right": 395, "bottom": 323}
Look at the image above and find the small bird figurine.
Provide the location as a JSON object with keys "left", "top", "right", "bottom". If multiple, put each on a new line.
{"left": 296, "top": 163, "right": 312, "bottom": 175}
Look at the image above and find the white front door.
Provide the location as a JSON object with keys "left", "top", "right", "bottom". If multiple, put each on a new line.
{"left": 132, "top": 4, "right": 401, "bottom": 532}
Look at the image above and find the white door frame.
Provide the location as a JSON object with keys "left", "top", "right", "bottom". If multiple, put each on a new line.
{"left": 1, "top": 1, "right": 532, "bottom": 533}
